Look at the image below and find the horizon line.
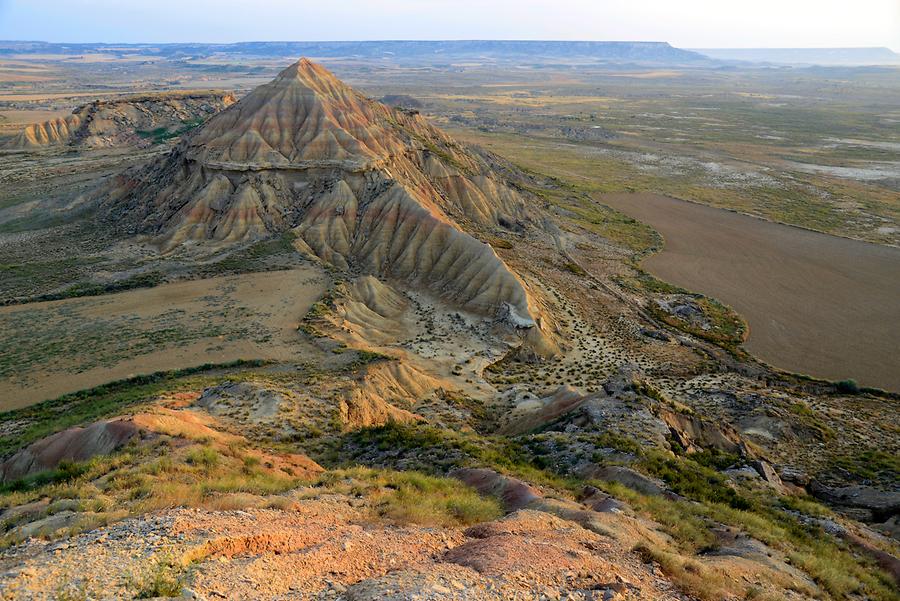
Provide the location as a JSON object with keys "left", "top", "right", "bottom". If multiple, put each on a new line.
{"left": 1, "top": 39, "right": 897, "bottom": 53}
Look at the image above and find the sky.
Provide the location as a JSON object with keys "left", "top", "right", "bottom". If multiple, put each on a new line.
{"left": 0, "top": 0, "right": 898, "bottom": 51}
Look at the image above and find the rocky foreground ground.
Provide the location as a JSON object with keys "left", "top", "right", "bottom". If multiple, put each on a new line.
{"left": 0, "top": 387, "right": 897, "bottom": 601}
{"left": 3, "top": 500, "right": 682, "bottom": 601}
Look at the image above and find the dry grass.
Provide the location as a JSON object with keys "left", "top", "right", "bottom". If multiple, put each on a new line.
{"left": 596, "top": 478, "right": 897, "bottom": 601}
{"left": 634, "top": 543, "right": 733, "bottom": 601}
{"left": 0, "top": 438, "right": 498, "bottom": 550}
{"left": 0, "top": 269, "right": 325, "bottom": 410}
{"left": 127, "top": 551, "right": 189, "bottom": 599}
{"left": 315, "top": 467, "right": 502, "bottom": 527}
{"left": 0, "top": 438, "right": 312, "bottom": 548}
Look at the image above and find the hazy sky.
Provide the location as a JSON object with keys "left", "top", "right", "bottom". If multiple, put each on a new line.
{"left": 0, "top": 0, "right": 898, "bottom": 50}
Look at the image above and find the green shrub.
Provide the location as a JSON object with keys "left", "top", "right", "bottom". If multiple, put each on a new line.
{"left": 563, "top": 262, "right": 587, "bottom": 276}
{"left": 640, "top": 451, "right": 754, "bottom": 510}
{"left": 318, "top": 467, "right": 501, "bottom": 527}
{"left": 136, "top": 117, "right": 205, "bottom": 144}
{"left": 0, "top": 460, "right": 90, "bottom": 493}
{"left": 132, "top": 553, "right": 187, "bottom": 598}
{"left": 587, "top": 432, "right": 644, "bottom": 456}
{"left": 348, "top": 350, "right": 390, "bottom": 368}
{"left": 241, "top": 455, "right": 261, "bottom": 473}
{"left": 835, "top": 379, "right": 860, "bottom": 394}
{"left": 687, "top": 449, "right": 741, "bottom": 471}
{"left": 185, "top": 447, "right": 220, "bottom": 469}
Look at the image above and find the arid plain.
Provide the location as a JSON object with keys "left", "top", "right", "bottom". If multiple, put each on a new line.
{"left": 0, "top": 43, "right": 898, "bottom": 601}
{"left": 601, "top": 192, "right": 900, "bottom": 391}
{"left": 2, "top": 47, "right": 898, "bottom": 393}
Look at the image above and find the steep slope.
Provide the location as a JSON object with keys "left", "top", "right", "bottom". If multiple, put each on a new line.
{"left": 3, "top": 91, "right": 235, "bottom": 150}
{"left": 98, "top": 59, "right": 542, "bottom": 326}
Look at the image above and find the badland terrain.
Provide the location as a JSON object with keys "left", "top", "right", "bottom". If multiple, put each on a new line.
{"left": 0, "top": 42, "right": 897, "bottom": 600}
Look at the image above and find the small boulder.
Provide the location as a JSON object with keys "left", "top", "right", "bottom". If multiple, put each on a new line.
{"left": 810, "top": 481, "right": 900, "bottom": 522}
{"left": 749, "top": 460, "right": 789, "bottom": 494}
{"left": 639, "top": 328, "right": 671, "bottom": 342}
{"left": 578, "top": 486, "right": 627, "bottom": 513}
{"left": 0, "top": 420, "right": 139, "bottom": 482}
{"left": 576, "top": 465, "right": 666, "bottom": 497}
{"left": 451, "top": 468, "right": 541, "bottom": 511}
{"left": 779, "top": 465, "right": 810, "bottom": 487}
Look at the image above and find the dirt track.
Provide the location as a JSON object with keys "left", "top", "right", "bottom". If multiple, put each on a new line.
{"left": 602, "top": 192, "right": 900, "bottom": 391}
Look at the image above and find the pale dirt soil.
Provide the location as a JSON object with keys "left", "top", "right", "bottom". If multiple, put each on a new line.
{"left": 0, "top": 269, "right": 327, "bottom": 410}
{"left": 602, "top": 192, "right": 900, "bottom": 392}
{"left": 0, "top": 93, "right": 123, "bottom": 102}
{"left": 0, "top": 108, "right": 74, "bottom": 129}
{"left": 0, "top": 500, "right": 682, "bottom": 601}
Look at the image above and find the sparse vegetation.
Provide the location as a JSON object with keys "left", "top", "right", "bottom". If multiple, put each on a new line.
{"left": 347, "top": 349, "right": 391, "bottom": 368}
{"left": 0, "top": 256, "right": 106, "bottom": 302}
{"left": 136, "top": 116, "right": 206, "bottom": 144}
{"left": 337, "top": 422, "right": 899, "bottom": 601}
{"left": 1, "top": 47, "right": 898, "bottom": 601}
{"left": 829, "top": 450, "right": 900, "bottom": 483}
{"left": 0, "top": 360, "right": 268, "bottom": 458}
{"left": 0, "top": 268, "right": 323, "bottom": 409}
{"left": 0, "top": 435, "right": 313, "bottom": 548}
{"left": 562, "top": 261, "right": 587, "bottom": 276}
{"left": 0, "top": 460, "right": 90, "bottom": 494}
{"left": 32, "top": 272, "right": 166, "bottom": 304}
{"left": 788, "top": 402, "right": 836, "bottom": 441}
{"left": 633, "top": 542, "right": 738, "bottom": 601}
{"left": 590, "top": 448, "right": 898, "bottom": 601}
{"left": 316, "top": 467, "right": 501, "bottom": 527}
{"left": 341, "top": 422, "right": 581, "bottom": 494}
{"left": 130, "top": 552, "right": 189, "bottom": 598}
{"left": 617, "top": 270, "right": 748, "bottom": 350}
{"left": 185, "top": 446, "right": 220, "bottom": 470}
{"left": 204, "top": 231, "right": 303, "bottom": 275}
{"left": 835, "top": 379, "right": 860, "bottom": 394}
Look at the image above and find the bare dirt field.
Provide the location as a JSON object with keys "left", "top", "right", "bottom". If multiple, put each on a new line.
{"left": 602, "top": 192, "right": 900, "bottom": 391}
{"left": 0, "top": 268, "right": 327, "bottom": 410}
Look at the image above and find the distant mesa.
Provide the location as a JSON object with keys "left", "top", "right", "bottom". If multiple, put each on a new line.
{"left": 98, "top": 58, "right": 548, "bottom": 332}
{"left": 691, "top": 47, "right": 900, "bottom": 66}
{"left": 2, "top": 91, "right": 236, "bottom": 150}
{"left": 0, "top": 40, "right": 709, "bottom": 64}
